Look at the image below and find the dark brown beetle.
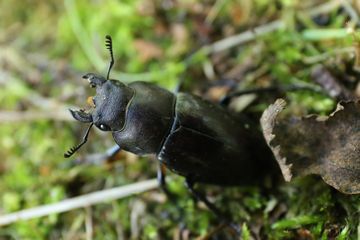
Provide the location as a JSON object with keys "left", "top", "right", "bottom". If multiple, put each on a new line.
{"left": 65, "top": 36, "right": 272, "bottom": 227}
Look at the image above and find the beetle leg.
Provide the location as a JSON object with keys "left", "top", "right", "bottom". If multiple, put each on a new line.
{"left": 158, "top": 164, "right": 189, "bottom": 239}
{"left": 184, "top": 178, "right": 241, "bottom": 235}
{"left": 157, "top": 163, "right": 176, "bottom": 200}
{"left": 74, "top": 145, "right": 121, "bottom": 165}
{"left": 105, "top": 145, "right": 122, "bottom": 159}
{"left": 157, "top": 163, "right": 167, "bottom": 188}
{"left": 185, "top": 178, "right": 224, "bottom": 217}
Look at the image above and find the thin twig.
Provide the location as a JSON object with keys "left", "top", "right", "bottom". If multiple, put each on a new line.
{"left": 85, "top": 206, "right": 93, "bottom": 240}
{"left": 303, "top": 47, "right": 355, "bottom": 64}
{"left": 0, "top": 110, "right": 73, "bottom": 122}
{"left": 202, "top": 20, "right": 285, "bottom": 54}
{"left": 0, "top": 179, "right": 159, "bottom": 226}
{"left": 200, "top": 0, "right": 341, "bottom": 55}
{"left": 340, "top": 0, "right": 360, "bottom": 23}
{"left": 205, "top": 0, "right": 227, "bottom": 24}
{"left": 305, "top": 0, "right": 340, "bottom": 16}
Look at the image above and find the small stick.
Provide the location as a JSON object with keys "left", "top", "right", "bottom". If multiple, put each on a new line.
{"left": 340, "top": 0, "right": 360, "bottom": 23}
{"left": 203, "top": 20, "right": 285, "bottom": 54}
{"left": 85, "top": 206, "right": 93, "bottom": 240}
{"left": 0, "top": 179, "right": 159, "bottom": 226}
{"left": 0, "top": 110, "right": 73, "bottom": 122}
{"left": 201, "top": 0, "right": 340, "bottom": 54}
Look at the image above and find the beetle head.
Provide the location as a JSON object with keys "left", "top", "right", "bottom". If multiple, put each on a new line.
{"left": 65, "top": 35, "right": 133, "bottom": 158}
{"left": 69, "top": 73, "right": 133, "bottom": 132}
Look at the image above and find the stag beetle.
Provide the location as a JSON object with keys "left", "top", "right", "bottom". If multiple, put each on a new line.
{"left": 65, "top": 36, "right": 272, "bottom": 225}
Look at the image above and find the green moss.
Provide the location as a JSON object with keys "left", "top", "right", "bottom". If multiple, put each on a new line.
{"left": 0, "top": 0, "right": 358, "bottom": 239}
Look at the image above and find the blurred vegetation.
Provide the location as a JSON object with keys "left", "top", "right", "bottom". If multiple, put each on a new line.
{"left": 0, "top": 0, "right": 359, "bottom": 239}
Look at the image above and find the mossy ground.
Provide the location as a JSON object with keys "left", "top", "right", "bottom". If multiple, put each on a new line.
{"left": 0, "top": 0, "right": 359, "bottom": 239}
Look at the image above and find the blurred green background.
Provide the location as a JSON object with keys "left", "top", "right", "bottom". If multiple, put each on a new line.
{"left": 0, "top": 0, "right": 359, "bottom": 239}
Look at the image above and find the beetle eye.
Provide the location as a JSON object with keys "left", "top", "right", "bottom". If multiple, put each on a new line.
{"left": 99, "top": 124, "right": 110, "bottom": 131}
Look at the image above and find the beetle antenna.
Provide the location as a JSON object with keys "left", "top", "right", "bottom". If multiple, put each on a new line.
{"left": 64, "top": 123, "right": 94, "bottom": 158}
{"left": 105, "top": 35, "right": 114, "bottom": 80}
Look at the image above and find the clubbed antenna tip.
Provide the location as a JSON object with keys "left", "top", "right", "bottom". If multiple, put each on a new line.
{"left": 64, "top": 123, "right": 94, "bottom": 158}
{"left": 105, "top": 35, "right": 114, "bottom": 80}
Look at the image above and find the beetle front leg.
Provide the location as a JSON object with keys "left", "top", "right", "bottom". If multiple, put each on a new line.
{"left": 184, "top": 177, "right": 241, "bottom": 235}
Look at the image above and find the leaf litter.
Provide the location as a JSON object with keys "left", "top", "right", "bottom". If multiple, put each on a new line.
{"left": 261, "top": 99, "right": 360, "bottom": 194}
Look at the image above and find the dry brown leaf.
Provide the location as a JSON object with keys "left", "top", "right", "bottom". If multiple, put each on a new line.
{"left": 229, "top": 0, "right": 252, "bottom": 26}
{"left": 133, "top": 39, "right": 163, "bottom": 63}
{"left": 168, "top": 23, "right": 189, "bottom": 56}
{"left": 261, "top": 99, "right": 360, "bottom": 194}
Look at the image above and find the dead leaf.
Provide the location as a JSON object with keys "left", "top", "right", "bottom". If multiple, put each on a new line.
{"left": 168, "top": 23, "right": 189, "bottom": 56}
{"left": 136, "top": 0, "right": 155, "bottom": 16}
{"left": 133, "top": 39, "right": 163, "bottom": 63}
{"left": 261, "top": 99, "right": 360, "bottom": 194}
{"left": 205, "top": 85, "right": 230, "bottom": 102}
{"left": 229, "top": 0, "right": 252, "bottom": 26}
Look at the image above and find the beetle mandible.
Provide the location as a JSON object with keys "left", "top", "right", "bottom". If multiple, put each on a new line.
{"left": 65, "top": 35, "right": 272, "bottom": 221}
